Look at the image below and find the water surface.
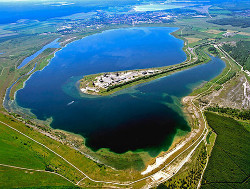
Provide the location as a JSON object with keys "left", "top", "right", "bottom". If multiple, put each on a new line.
{"left": 15, "top": 27, "right": 225, "bottom": 156}
{"left": 18, "top": 38, "right": 61, "bottom": 69}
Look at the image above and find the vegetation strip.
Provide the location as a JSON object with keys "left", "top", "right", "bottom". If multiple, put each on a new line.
{"left": 206, "top": 106, "right": 250, "bottom": 120}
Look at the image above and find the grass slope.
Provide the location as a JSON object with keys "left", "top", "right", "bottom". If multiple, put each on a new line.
{"left": 0, "top": 166, "right": 74, "bottom": 189}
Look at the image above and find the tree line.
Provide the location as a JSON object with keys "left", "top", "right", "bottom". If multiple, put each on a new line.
{"left": 207, "top": 106, "right": 250, "bottom": 120}
{"left": 207, "top": 18, "right": 250, "bottom": 28}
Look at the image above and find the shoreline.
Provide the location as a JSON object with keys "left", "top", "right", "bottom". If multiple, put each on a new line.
{"left": 3, "top": 25, "right": 212, "bottom": 172}
{"left": 3, "top": 48, "right": 61, "bottom": 116}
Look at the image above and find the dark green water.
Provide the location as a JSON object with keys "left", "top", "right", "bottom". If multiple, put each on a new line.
{"left": 15, "top": 27, "right": 225, "bottom": 156}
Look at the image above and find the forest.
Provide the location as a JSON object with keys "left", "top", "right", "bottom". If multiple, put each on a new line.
{"left": 222, "top": 41, "right": 250, "bottom": 71}
{"left": 207, "top": 18, "right": 250, "bottom": 28}
{"left": 201, "top": 112, "right": 250, "bottom": 189}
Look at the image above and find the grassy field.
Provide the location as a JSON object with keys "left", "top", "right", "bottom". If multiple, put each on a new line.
{"left": 0, "top": 166, "right": 75, "bottom": 189}
{"left": 201, "top": 112, "right": 250, "bottom": 188}
{"left": 0, "top": 114, "right": 85, "bottom": 183}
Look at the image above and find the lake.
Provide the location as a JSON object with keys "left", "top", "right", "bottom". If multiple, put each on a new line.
{"left": 14, "top": 27, "right": 225, "bottom": 156}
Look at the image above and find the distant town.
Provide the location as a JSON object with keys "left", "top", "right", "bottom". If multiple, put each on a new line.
{"left": 54, "top": 10, "right": 199, "bottom": 34}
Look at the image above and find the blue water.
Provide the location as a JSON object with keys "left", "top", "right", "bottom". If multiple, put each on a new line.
{"left": 17, "top": 38, "right": 61, "bottom": 69}
{"left": 4, "top": 63, "right": 37, "bottom": 111}
{"left": 0, "top": 1, "right": 137, "bottom": 24}
{"left": 15, "top": 27, "right": 225, "bottom": 156}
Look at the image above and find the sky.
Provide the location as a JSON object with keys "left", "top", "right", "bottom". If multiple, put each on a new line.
{"left": 0, "top": 0, "right": 141, "bottom": 1}
{"left": 0, "top": 0, "right": 78, "bottom": 3}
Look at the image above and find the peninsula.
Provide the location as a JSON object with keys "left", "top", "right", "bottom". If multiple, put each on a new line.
{"left": 79, "top": 47, "right": 200, "bottom": 95}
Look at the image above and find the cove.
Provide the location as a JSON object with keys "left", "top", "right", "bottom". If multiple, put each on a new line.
{"left": 17, "top": 38, "right": 61, "bottom": 69}
{"left": 14, "top": 27, "right": 225, "bottom": 156}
